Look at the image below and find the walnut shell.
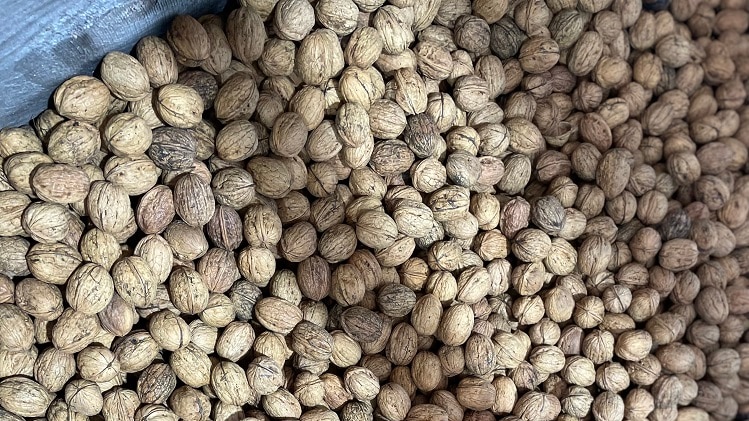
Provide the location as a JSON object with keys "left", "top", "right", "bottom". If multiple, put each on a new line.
{"left": 53, "top": 76, "right": 110, "bottom": 123}
{"left": 155, "top": 84, "right": 204, "bottom": 128}
{"left": 167, "top": 15, "right": 211, "bottom": 66}
{"left": 101, "top": 51, "right": 151, "bottom": 101}
{"left": 0, "top": 377, "right": 54, "bottom": 418}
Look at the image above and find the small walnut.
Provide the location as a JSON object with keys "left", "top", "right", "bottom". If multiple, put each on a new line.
{"left": 518, "top": 36, "right": 561, "bottom": 75}
{"left": 659, "top": 238, "right": 699, "bottom": 271}
{"left": 210, "top": 120, "right": 260, "bottom": 162}
{"left": 0, "top": 127, "right": 42, "bottom": 159}
{"left": 28, "top": 164, "right": 83, "bottom": 204}
{"left": 288, "top": 86, "right": 325, "bottom": 130}
{"left": 103, "top": 112, "right": 153, "bottom": 157}
{"left": 413, "top": 41, "right": 454, "bottom": 81}
{"left": 246, "top": 356, "right": 284, "bottom": 395}
{"left": 145, "top": 310, "right": 190, "bottom": 352}
{"left": 112, "top": 256, "right": 158, "bottom": 308}
{"left": 254, "top": 297, "right": 303, "bottom": 334}
{"left": 582, "top": 329, "right": 615, "bottom": 365}
{"left": 270, "top": 112, "right": 308, "bottom": 157}
{"left": 339, "top": 66, "right": 385, "bottom": 110}
{"left": 274, "top": 0, "right": 315, "bottom": 41}
{"left": 65, "top": 380, "right": 104, "bottom": 416}
{"left": 369, "top": 140, "right": 415, "bottom": 177}
{"left": 277, "top": 221, "right": 317, "bottom": 263}
{"left": 173, "top": 173, "right": 215, "bottom": 228}
{"left": 21, "top": 202, "right": 70, "bottom": 244}
{"left": 453, "top": 75, "right": 490, "bottom": 113}
{"left": 591, "top": 391, "right": 625, "bottom": 421}
{"left": 318, "top": 224, "right": 358, "bottom": 263}
{"left": 445, "top": 151, "right": 481, "bottom": 188}
{"left": 549, "top": 9, "right": 587, "bottom": 49}
{"left": 246, "top": 156, "right": 292, "bottom": 199}
{"left": 65, "top": 262, "right": 114, "bottom": 315}
{"left": 52, "top": 309, "right": 100, "bottom": 357}
{"left": 340, "top": 306, "right": 386, "bottom": 343}
{"left": 435, "top": 303, "right": 474, "bottom": 346}
{"left": 513, "top": 391, "right": 561, "bottom": 421}
{"left": 135, "top": 185, "right": 175, "bottom": 236}
{"left": 695, "top": 286, "right": 730, "bottom": 324}
{"left": 369, "top": 98, "right": 408, "bottom": 139}
{"left": 103, "top": 155, "right": 160, "bottom": 196}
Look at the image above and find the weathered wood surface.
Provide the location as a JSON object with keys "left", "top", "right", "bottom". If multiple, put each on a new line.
{"left": 0, "top": 0, "right": 227, "bottom": 128}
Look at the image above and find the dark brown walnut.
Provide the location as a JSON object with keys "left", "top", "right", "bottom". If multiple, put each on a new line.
{"left": 211, "top": 167, "right": 256, "bottom": 210}
{"left": 148, "top": 127, "right": 197, "bottom": 172}
{"left": 230, "top": 280, "right": 262, "bottom": 322}
{"left": 136, "top": 363, "right": 177, "bottom": 404}
{"left": 369, "top": 140, "right": 415, "bottom": 177}
{"left": 658, "top": 209, "right": 691, "bottom": 241}
{"left": 177, "top": 70, "right": 219, "bottom": 110}
{"left": 549, "top": 9, "right": 587, "bottom": 49}
{"left": 490, "top": 17, "right": 527, "bottom": 60}
{"left": 340, "top": 306, "right": 386, "bottom": 343}
{"left": 445, "top": 151, "right": 482, "bottom": 188}
{"left": 206, "top": 205, "right": 243, "bottom": 251}
{"left": 377, "top": 283, "right": 417, "bottom": 318}
{"left": 404, "top": 113, "right": 440, "bottom": 158}
{"left": 291, "top": 321, "right": 334, "bottom": 362}
{"left": 531, "top": 196, "right": 565, "bottom": 236}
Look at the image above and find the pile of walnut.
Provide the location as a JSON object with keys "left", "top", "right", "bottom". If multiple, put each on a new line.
{"left": 2, "top": 0, "right": 749, "bottom": 420}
